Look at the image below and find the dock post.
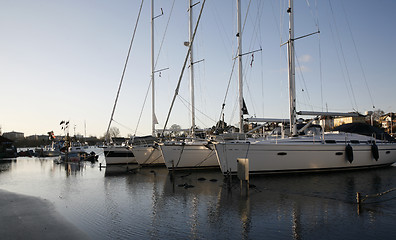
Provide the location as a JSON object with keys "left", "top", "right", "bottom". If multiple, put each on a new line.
{"left": 237, "top": 158, "right": 249, "bottom": 195}
{"left": 356, "top": 192, "right": 362, "bottom": 215}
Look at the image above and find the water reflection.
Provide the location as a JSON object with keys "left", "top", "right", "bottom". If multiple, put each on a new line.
{"left": 0, "top": 160, "right": 14, "bottom": 173}
{"left": 104, "top": 164, "right": 140, "bottom": 176}
{"left": 0, "top": 157, "right": 395, "bottom": 239}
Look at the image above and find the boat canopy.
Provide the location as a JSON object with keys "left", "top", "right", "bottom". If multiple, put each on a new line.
{"left": 333, "top": 123, "right": 395, "bottom": 142}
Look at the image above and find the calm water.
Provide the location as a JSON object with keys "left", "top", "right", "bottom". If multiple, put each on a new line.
{"left": 1, "top": 148, "right": 396, "bottom": 239}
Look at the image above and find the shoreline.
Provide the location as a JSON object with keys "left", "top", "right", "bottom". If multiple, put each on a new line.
{"left": 0, "top": 189, "right": 89, "bottom": 240}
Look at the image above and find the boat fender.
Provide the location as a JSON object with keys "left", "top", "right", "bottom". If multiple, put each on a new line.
{"left": 345, "top": 144, "right": 353, "bottom": 163}
{"left": 371, "top": 143, "right": 379, "bottom": 161}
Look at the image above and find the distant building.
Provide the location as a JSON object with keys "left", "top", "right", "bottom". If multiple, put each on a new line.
{"left": 333, "top": 116, "right": 366, "bottom": 128}
{"left": 2, "top": 131, "right": 24, "bottom": 141}
{"left": 380, "top": 112, "right": 396, "bottom": 136}
{"left": 25, "top": 135, "right": 50, "bottom": 141}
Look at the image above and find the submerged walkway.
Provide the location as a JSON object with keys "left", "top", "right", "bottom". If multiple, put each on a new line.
{"left": 0, "top": 189, "right": 89, "bottom": 240}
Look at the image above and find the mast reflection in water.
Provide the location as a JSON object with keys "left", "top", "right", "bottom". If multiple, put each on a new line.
{"left": 0, "top": 154, "right": 396, "bottom": 239}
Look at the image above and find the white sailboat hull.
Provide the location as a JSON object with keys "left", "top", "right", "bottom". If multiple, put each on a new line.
{"left": 215, "top": 136, "right": 396, "bottom": 175}
{"left": 160, "top": 142, "right": 219, "bottom": 170}
{"left": 133, "top": 146, "right": 164, "bottom": 166}
{"left": 103, "top": 146, "right": 138, "bottom": 166}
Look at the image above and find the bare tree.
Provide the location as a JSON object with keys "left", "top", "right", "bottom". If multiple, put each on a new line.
{"left": 104, "top": 126, "right": 121, "bottom": 139}
{"left": 372, "top": 109, "right": 385, "bottom": 122}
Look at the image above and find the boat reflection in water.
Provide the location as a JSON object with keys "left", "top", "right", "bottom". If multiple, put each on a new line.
{"left": 0, "top": 157, "right": 395, "bottom": 239}
{"left": 0, "top": 160, "right": 14, "bottom": 173}
{"left": 102, "top": 166, "right": 396, "bottom": 240}
{"left": 104, "top": 164, "right": 140, "bottom": 176}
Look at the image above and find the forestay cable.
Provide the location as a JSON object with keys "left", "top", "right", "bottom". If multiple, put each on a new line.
{"left": 327, "top": 0, "right": 358, "bottom": 111}
{"left": 105, "top": 0, "right": 145, "bottom": 141}
{"left": 340, "top": 1, "right": 375, "bottom": 109}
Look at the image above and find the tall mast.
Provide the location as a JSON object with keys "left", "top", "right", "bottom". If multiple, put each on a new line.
{"left": 151, "top": 0, "right": 156, "bottom": 136}
{"left": 237, "top": 0, "right": 243, "bottom": 133}
{"left": 288, "top": 0, "right": 297, "bottom": 135}
{"left": 189, "top": 0, "right": 195, "bottom": 136}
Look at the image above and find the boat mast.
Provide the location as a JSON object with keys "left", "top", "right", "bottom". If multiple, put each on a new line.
{"left": 189, "top": 0, "right": 196, "bottom": 137}
{"left": 151, "top": 0, "right": 156, "bottom": 137}
{"left": 288, "top": 0, "right": 297, "bottom": 136}
{"left": 237, "top": 0, "right": 243, "bottom": 133}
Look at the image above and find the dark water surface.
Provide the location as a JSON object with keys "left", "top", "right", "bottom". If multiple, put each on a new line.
{"left": 1, "top": 149, "right": 396, "bottom": 239}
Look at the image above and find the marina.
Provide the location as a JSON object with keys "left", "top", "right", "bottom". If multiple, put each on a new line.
{"left": 1, "top": 151, "right": 396, "bottom": 239}
{"left": 1, "top": 0, "right": 396, "bottom": 239}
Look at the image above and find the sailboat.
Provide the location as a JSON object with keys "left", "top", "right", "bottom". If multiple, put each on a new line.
{"left": 103, "top": 1, "right": 165, "bottom": 167}
{"left": 133, "top": 0, "right": 165, "bottom": 167}
{"left": 103, "top": 2, "right": 145, "bottom": 168}
{"left": 102, "top": 139, "right": 137, "bottom": 166}
{"left": 159, "top": 0, "right": 219, "bottom": 170}
{"left": 213, "top": 0, "right": 396, "bottom": 175}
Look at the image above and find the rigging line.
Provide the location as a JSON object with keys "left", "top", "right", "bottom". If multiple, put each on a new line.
{"left": 229, "top": 90, "right": 238, "bottom": 127}
{"left": 256, "top": 1, "right": 265, "bottom": 117}
{"left": 279, "top": 0, "right": 286, "bottom": 45}
{"left": 294, "top": 48, "right": 311, "bottom": 101}
{"left": 178, "top": 95, "right": 210, "bottom": 129}
{"left": 318, "top": 31, "right": 324, "bottom": 112}
{"left": 311, "top": 0, "right": 323, "bottom": 112}
{"left": 245, "top": 80, "right": 256, "bottom": 115}
{"left": 154, "top": 0, "right": 176, "bottom": 69}
{"left": 328, "top": 24, "right": 354, "bottom": 110}
{"left": 242, "top": 0, "right": 265, "bottom": 116}
{"left": 134, "top": 80, "right": 151, "bottom": 136}
{"left": 328, "top": 0, "right": 358, "bottom": 111}
{"left": 231, "top": 0, "right": 252, "bottom": 60}
{"left": 194, "top": 150, "right": 216, "bottom": 167}
{"left": 216, "top": 57, "right": 237, "bottom": 130}
{"left": 237, "top": 0, "right": 255, "bottom": 106}
{"left": 105, "top": 0, "right": 145, "bottom": 141}
{"left": 216, "top": 0, "right": 251, "bottom": 130}
{"left": 340, "top": 1, "right": 375, "bottom": 109}
{"left": 134, "top": 1, "right": 175, "bottom": 137}
{"left": 241, "top": 0, "right": 252, "bottom": 34}
{"left": 112, "top": 119, "right": 135, "bottom": 132}
{"left": 278, "top": 1, "right": 289, "bottom": 106}
{"left": 305, "top": 0, "right": 323, "bottom": 111}
{"left": 178, "top": 95, "right": 217, "bottom": 123}
{"left": 211, "top": 2, "right": 233, "bottom": 58}
{"left": 161, "top": 0, "right": 206, "bottom": 136}
{"left": 305, "top": 0, "right": 319, "bottom": 29}
{"left": 269, "top": 0, "right": 281, "bottom": 38}
{"left": 214, "top": 0, "right": 253, "bottom": 132}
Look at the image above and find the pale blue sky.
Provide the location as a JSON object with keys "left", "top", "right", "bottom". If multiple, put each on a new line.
{"left": 1, "top": 0, "right": 395, "bottom": 137}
